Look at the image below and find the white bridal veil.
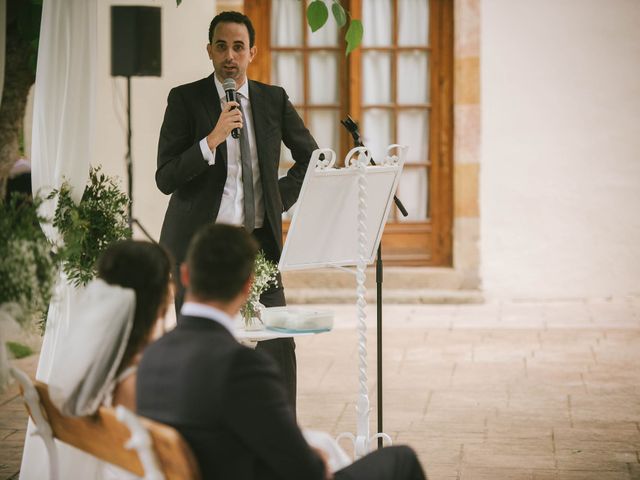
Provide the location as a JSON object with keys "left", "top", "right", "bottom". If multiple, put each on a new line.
{"left": 47, "top": 279, "right": 135, "bottom": 417}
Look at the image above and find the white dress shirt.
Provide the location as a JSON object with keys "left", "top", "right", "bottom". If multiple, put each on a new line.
{"left": 181, "top": 301, "right": 237, "bottom": 335}
{"left": 199, "top": 76, "right": 265, "bottom": 229}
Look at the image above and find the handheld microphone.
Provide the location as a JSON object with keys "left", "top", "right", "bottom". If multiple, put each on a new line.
{"left": 222, "top": 78, "right": 240, "bottom": 139}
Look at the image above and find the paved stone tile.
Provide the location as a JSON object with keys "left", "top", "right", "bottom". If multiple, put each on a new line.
{"left": 538, "top": 472, "right": 631, "bottom": 480}
{"left": 489, "top": 415, "right": 573, "bottom": 431}
{"left": 295, "top": 299, "right": 640, "bottom": 478}
{"left": 0, "top": 356, "right": 39, "bottom": 479}
{"left": 399, "top": 438, "right": 464, "bottom": 464}
{"left": 0, "top": 443, "right": 25, "bottom": 465}
{"left": 530, "top": 469, "right": 559, "bottom": 480}
{"left": 626, "top": 463, "right": 640, "bottom": 479}
{"left": 463, "top": 443, "right": 556, "bottom": 469}
{"left": 486, "top": 423, "right": 554, "bottom": 443}
{"left": 582, "top": 370, "right": 640, "bottom": 394}
{"left": 422, "top": 463, "right": 460, "bottom": 480}
{"left": 411, "top": 422, "right": 488, "bottom": 443}
{"left": 553, "top": 424, "right": 640, "bottom": 448}
{"left": 554, "top": 446, "right": 633, "bottom": 472}
{"left": 462, "top": 465, "right": 535, "bottom": 479}
{"left": 0, "top": 402, "right": 29, "bottom": 431}
{"left": 428, "top": 390, "right": 508, "bottom": 410}
{"left": 0, "top": 430, "right": 17, "bottom": 441}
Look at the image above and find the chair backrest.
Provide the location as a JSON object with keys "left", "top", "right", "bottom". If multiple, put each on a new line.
{"left": 14, "top": 370, "right": 201, "bottom": 480}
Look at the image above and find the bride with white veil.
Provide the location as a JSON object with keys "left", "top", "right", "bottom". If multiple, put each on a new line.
{"left": 21, "top": 240, "right": 172, "bottom": 479}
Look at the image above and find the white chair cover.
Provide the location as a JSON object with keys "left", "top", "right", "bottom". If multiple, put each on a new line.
{"left": 303, "top": 429, "right": 352, "bottom": 472}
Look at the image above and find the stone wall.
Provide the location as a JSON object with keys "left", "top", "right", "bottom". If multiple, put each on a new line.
{"left": 453, "top": 0, "right": 482, "bottom": 289}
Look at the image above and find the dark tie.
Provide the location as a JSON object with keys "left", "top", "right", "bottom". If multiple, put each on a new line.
{"left": 238, "top": 94, "right": 255, "bottom": 232}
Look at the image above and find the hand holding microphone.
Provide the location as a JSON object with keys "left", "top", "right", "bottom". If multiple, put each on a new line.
{"left": 223, "top": 78, "right": 241, "bottom": 139}
{"left": 206, "top": 78, "right": 243, "bottom": 150}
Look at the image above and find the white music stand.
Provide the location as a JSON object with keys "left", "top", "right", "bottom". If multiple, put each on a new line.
{"left": 280, "top": 144, "right": 407, "bottom": 458}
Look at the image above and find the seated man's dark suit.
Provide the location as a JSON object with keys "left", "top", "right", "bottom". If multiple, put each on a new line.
{"left": 137, "top": 313, "right": 427, "bottom": 480}
{"left": 156, "top": 74, "right": 317, "bottom": 409}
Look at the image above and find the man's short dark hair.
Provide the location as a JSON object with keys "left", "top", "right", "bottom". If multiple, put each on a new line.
{"left": 208, "top": 11, "right": 256, "bottom": 47}
{"left": 186, "top": 224, "right": 258, "bottom": 302}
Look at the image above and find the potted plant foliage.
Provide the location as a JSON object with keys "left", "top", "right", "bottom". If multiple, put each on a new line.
{"left": 0, "top": 193, "right": 56, "bottom": 388}
{"left": 241, "top": 252, "right": 278, "bottom": 330}
{"left": 0, "top": 166, "right": 130, "bottom": 390}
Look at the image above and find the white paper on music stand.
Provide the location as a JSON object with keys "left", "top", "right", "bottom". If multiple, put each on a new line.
{"left": 279, "top": 146, "right": 405, "bottom": 271}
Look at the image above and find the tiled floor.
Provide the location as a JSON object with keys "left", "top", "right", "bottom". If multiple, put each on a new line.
{"left": 0, "top": 354, "right": 38, "bottom": 480}
{"left": 2, "top": 296, "right": 640, "bottom": 479}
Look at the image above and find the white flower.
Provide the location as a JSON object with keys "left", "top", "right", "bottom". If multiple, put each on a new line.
{"left": 241, "top": 252, "right": 278, "bottom": 325}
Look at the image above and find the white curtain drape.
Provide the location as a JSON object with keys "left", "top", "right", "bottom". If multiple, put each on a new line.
{"left": 362, "top": 0, "right": 392, "bottom": 46}
{"left": 398, "top": 0, "right": 429, "bottom": 46}
{"left": 362, "top": 0, "right": 429, "bottom": 221}
{"left": 305, "top": 0, "right": 339, "bottom": 153}
{"left": 272, "top": 0, "right": 302, "bottom": 173}
{"left": 20, "top": 0, "right": 98, "bottom": 478}
{"left": 271, "top": 0, "right": 303, "bottom": 105}
{"left": 362, "top": 0, "right": 394, "bottom": 184}
{"left": 271, "top": 0, "right": 339, "bottom": 154}
{"left": 31, "top": 0, "right": 95, "bottom": 218}
{"left": 271, "top": 0, "right": 340, "bottom": 221}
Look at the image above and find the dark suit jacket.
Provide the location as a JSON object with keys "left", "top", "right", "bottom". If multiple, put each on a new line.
{"left": 136, "top": 315, "right": 325, "bottom": 480}
{"left": 156, "top": 74, "right": 317, "bottom": 265}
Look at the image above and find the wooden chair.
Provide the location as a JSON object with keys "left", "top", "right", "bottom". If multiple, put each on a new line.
{"left": 11, "top": 367, "right": 201, "bottom": 480}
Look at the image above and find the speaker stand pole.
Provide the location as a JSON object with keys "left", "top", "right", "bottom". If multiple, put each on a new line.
{"left": 123, "top": 76, "right": 155, "bottom": 242}
{"left": 126, "top": 75, "right": 133, "bottom": 229}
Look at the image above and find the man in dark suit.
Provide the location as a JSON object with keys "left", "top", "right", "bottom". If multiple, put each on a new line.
{"left": 137, "top": 224, "right": 427, "bottom": 480}
{"left": 156, "top": 11, "right": 315, "bottom": 410}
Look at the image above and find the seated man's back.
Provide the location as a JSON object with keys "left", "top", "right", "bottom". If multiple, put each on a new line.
{"left": 137, "top": 312, "right": 324, "bottom": 480}
{"left": 137, "top": 223, "right": 427, "bottom": 480}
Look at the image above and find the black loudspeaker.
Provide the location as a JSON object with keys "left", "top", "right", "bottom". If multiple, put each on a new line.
{"left": 111, "top": 6, "right": 162, "bottom": 77}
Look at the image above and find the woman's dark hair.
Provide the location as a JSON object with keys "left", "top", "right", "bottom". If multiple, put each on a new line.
{"left": 97, "top": 240, "right": 173, "bottom": 373}
{"left": 208, "top": 11, "right": 256, "bottom": 47}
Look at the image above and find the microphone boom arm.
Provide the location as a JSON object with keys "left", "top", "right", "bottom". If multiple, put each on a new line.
{"left": 341, "top": 116, "right": 409, "bottom": 217}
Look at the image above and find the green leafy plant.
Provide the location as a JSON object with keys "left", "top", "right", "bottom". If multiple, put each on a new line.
{"left": 0, "top": 193, "right": 56, "bottom": 326}
{"left": 307, "top": 0, "right": 329, "bottom": 32}
{"left": 306, "top": 0, "right": 363, "bottom": 54}
{"left": 6, "top": 341, "right": 34, "bottom": 359}
{"left": 331, "top": 1, "right": 347, "bottom": 28}
{"left": 345, "top": 18, "right": 363, "bottom": 55}
{"left": 49, "top": 166, "right": 131, "bottom": 287}
{"left": 241, "top": 251, "right": 278, "bottom": 329}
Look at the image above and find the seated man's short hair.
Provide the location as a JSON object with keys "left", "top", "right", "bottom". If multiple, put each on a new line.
{"left": 186, "top": 224, "right": 258, "bottom": 301}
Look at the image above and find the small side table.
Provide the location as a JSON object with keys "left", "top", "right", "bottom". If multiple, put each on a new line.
{"left": 235, "top": 328, "right": 322, "bottom": 347}
{"left": 235, "top": 306, "right": 333, "bottom": 347}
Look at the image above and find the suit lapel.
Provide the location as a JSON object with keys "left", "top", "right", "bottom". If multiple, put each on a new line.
{"left": 248, "top": 80, "right": 273, "bottom": 177}
{"left": 201, "top": 73, "right": 227, "bottom": 167}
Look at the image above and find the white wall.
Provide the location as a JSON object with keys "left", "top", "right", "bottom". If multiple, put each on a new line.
{"left": 481, "top": 0, "right": 640, "bottom": 298}
{"left": 95, "top": 0, "right": 216, "bottom": 240}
